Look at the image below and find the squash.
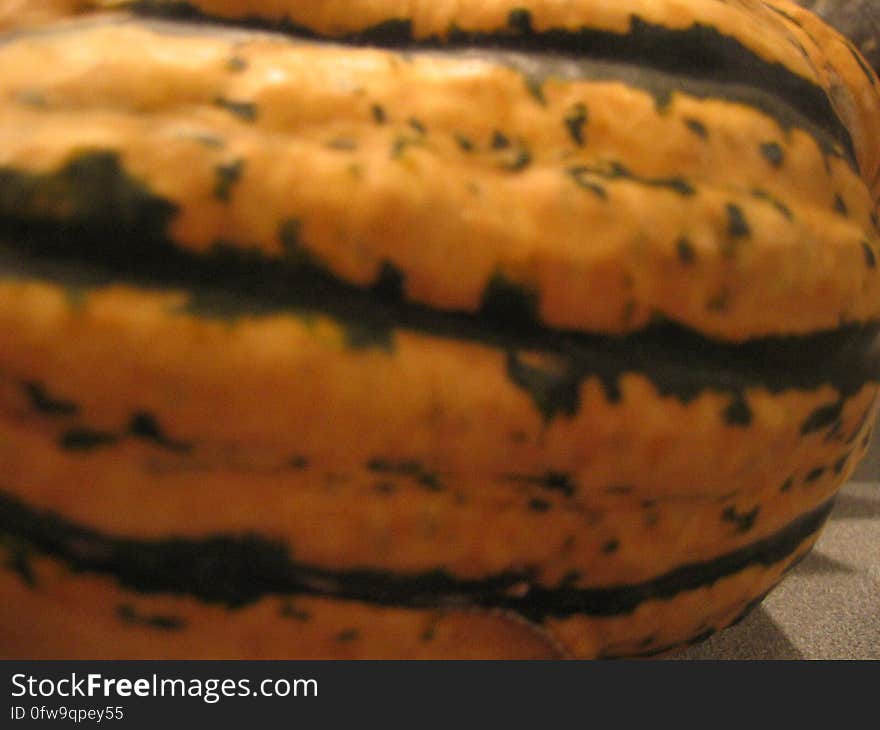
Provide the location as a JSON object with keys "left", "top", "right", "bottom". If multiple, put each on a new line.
{"left": 0, "top": 0, "right": 102, "bottom": 31}
{"left": 0, "top": 0, "right": 878, "bottom": 659}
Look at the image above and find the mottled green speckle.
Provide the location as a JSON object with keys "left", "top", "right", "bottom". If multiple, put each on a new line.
{"left": 528, "top": 498, "right": 551, "bottom": 513}
{"left": 289, "top": 456, "right": 309, "bottom": 469}
{"left": 565, "top": 104, "right": 588, "bottom": 147}
{"left": 569, "top": 162, "right": 693, "bottom": 197}
{"left": 213, "top": 159, "right": 245, "bottom": 202}
{"left": 371, "top": 104, "right": 387, "bottom": 124}
{"left": 500, "top": 144, "right": 532, "bottom": 172}
{"left": 721, "top": 506, "right": 759, "bottom": 534}
{"left": 805, "top": 467, "right": 826, "bottom": 483}
{"left": 684, "top": 118, "right": 708, "bottom": 138}
{"left": 366, "top": 459, "right": 443, "bottom": 491}
{"left": 408, "top": 118, "right": 427, "bottom": 135}
{"left": 801, "top": 400, "right": 844, "bottom": 435}
{"left": 677, "top": 237, "right": 696, "bottom": 265}
{"left": 337, "top": 628, "right": 361, "bottom": 642}
{"left": 128, "top": 411, "right": 192, "bottom": 453}
{"left": 522, "top": 72, "right": 547, "bottom": 105}
{"left": 325, "top": 138, "right": 358, "bottom": 152}
{"left": 454, "top": 133, "right": 475, "bottom": 152}
{"left": 726, "top": 204, "right": 751, "bottom": 239}
{"left": 18, "top": 90, "right": 48, "bottom": 108}
{"left": 226, "top": 56, "right": 248, "bottom": 73}
{"left": 491, "top": 131, "right": 511, "bottom": 150}
{"left": 862, "top": 241, "right": 876, "bottom": 269}
{"left": 568, "top": 167, "right": 608, "bottom": 199}
{"left": 707, "top": 290, "right": 730, "bottom": 313}
{"left": 564, "top": 103, "right": 589, "bottom": 146}
{"left": 213, "top": 97, "right": 258, "bottom": 122}
{"left": 391, "top": 135, "right": 426, "bottom": 159}
{"left": 59, "top": 429, "right": 118, "bottom": 452}
{"left": 751, "top": 189, "right": 793, "bottom": 220}
{"left": 601, "top": 539, "right": 620, "bottom": 554}
{"left": 759, "top": 141, "right": 785, "bottom": 167}
{"left": 23, "top": 381, "right": 78, "bottom": 416}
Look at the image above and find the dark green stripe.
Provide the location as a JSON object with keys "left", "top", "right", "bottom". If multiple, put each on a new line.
{"left": 0, "top": 489, "right": 834, "bottom": 619}
{"left": 1, "top": 151, "right": 879, "bottom": 416}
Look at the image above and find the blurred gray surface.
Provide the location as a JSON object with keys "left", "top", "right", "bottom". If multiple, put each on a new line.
{"left": 667, "top": 433, "right": 880, "bottom": 660}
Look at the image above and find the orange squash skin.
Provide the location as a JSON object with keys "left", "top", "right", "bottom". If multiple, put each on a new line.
{"left": 0, "top": 0, "right": 879, "bottom": 659}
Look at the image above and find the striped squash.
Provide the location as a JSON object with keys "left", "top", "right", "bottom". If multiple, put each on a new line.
{"left": 0, "top": 0, "right": 878, "bottom": 659}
